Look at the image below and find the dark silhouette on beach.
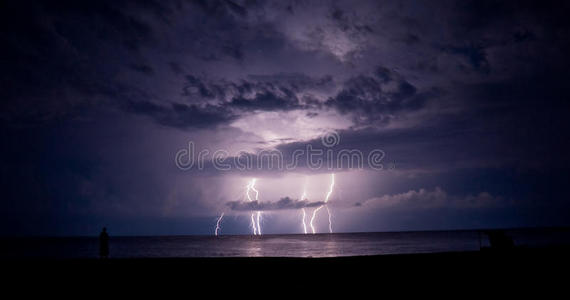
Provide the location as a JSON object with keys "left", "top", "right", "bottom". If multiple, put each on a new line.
{"left": 99, "top": 227, "right": 109, "bottom": 258}
{"left": 481, "top": 230, "right": 515, "bottom": 251}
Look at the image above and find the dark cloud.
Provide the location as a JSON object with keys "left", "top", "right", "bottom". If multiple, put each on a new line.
{"left": 326, "top": 67, "right": 436, "bottom": 125}
{"left": 230, "top": 90, "right": 300, "bottom": 111}
{"left": 0, "top": 0, "right": 160, "bottom": 126}
{"left": 0, "top": 0, "right": 267, "bottom": 129}
{"left": 247, "top": 73, "right": 335, "bottom": 91}
{"left": 181, "top": 73, "right": 334, "bottom": 113}
{"left": 226, "top": 197, "right": 325, "bottom": 211}
{"left": 358, "top": 187, "right": 509, "bottom": 210}
{"left": 329, "top": 6, "right": 373, "bottom": 34}
{"left": 183, "top": 75, "right": 221, "bottom": 99}
{"left": 129, "top": 64, "right": 155, "bottom": 75}
{"left": 121, "top": 100, "right": 235, "bottom": 129}
{"left": 192, "top": 0, "right": 251, "bottom": 19}
{"left": 1, "top": 0, "right": 570, "bottom": 235}
{"left": 168, "top": 62, "right": 183, "bottom": 75}
{"left": 445, "top": 43, "right": 490, "bottom": 73}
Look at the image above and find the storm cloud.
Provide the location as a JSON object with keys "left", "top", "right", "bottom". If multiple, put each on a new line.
{"left": 1, "top": 0, "right": 570, "bottom": 235}
{"left": 227, "top": 197, "right": 325, "bottom": 212}
{"left": 357, "top": 187, "right": 509, "bottom": 209}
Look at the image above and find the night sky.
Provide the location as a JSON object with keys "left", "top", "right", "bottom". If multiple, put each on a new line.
{"left": 1, "top": 0, "right": 569, "bottom": 236}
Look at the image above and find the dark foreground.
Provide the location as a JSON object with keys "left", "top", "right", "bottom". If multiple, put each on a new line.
{"left": 4, "top": 247, "right": 569, "bottom": 294}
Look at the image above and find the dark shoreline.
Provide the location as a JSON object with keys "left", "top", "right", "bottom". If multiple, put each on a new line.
{"left": 1, "top": 248, "right": 567, "bottom": 295}
{"left": 5, "top": 247, "right": 569, "bottom": 277}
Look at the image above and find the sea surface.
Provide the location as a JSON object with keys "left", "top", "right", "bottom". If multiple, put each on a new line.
{"left": 2, "top": 228, "right": 569, "bottom": 259}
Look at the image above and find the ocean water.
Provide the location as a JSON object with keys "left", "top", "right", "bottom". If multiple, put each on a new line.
{"left": 1, "top": 229, "right": 569, "bottom": 259}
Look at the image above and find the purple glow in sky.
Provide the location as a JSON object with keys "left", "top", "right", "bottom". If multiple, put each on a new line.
{"left": 1, "top": 0, "right": 570, "bottom": 236}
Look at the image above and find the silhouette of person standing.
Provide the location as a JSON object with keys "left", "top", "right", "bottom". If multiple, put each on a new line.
{"left": 99, "top": 227, "right": 109, "bottom": 259}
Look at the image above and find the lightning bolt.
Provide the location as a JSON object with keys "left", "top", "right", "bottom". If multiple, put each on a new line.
{"left": 301, "top": 209, "right": 307, "bottom": 234}
{"left": 309, "top": 173, "right": 335, "bottom": 234}
{"left": 256, "top": 211, "right": 262, "bottom": 235}
{"left": 300, "top": 188, "right": 308, "bottom": 234}
{"left": 250, "top": 213, "right": 257, "bottom": 235}
{"left": 246, "top": 178, "right": 262, "bottom": 235}
{"left": 326, "top": 206, "right": 332, "bottom": 233}
{"left": 240, "top": 176, "right": 335, "bottom": 235}
{"left": 309, "top": 207, "right": 320, "bottom": 234}
{"left": 214, "top": 212, "right": 224, "bottom": 236}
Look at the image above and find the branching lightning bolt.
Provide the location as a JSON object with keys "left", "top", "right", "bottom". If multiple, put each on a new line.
{"left": 214, "top": 212, "right": 224, "bottom": 236}
{"left": 309, "top": 173, "right": 335, "bottom": 234}
{"left": 216, "top": 176, "right": 333, "bottom": 236}
{"left": 246, "top": 178, "right": 262, "bottom": 235}
{"left": 250, "top": 213, "right": 257, "bottom": 235}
